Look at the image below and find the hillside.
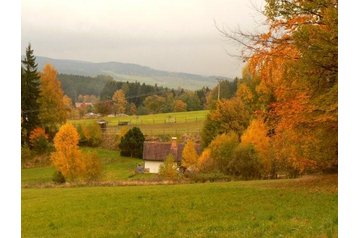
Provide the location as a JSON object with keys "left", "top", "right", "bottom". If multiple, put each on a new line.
{"left": 34, "top": 56, "right": 228, "bottom": 90}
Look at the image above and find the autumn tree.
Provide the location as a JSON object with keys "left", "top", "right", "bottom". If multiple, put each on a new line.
{"left": 181, "top": 139, "right": 199, "bottom": 171}
{"left": 241, "top": 119, "right": 273, "bottom": 177}
{"left": 63, "top": 95, "right": 74, "bottom": 119}
{"left": 216, "top": 0, "right": 338, "bottom": 174}
{"left": 143, "top": 95, "right": 166, "bottom": 114}
{"left": 51, "top": 123, "right": 101, "bottom": 181}
{"left": 159, "top": 154, "right": 179, "bottom": 179}
{"left": 208, "top": 132, "right": 239, "bottom": 174}
{"left": 38, "top": 64, "right": 67, "bottom": 137}
{"left": 78, "top": 122, "right": 103, "bottom": 147}
{"left": 95, "top": 100, "right": 113, "bottom": 115}
{"left": 21, "top": 44, "right": 41, "bottom": 144}
{"left": 28, "top": 127, "right": 51, "bottom": 154}
{"left": 112, "top": 89, "right": 127, "bottom": 115}
{"left": 128, "top": 102, "right": 137, "bottom": 115}
{"left": 51, "top": 123, "right": 82, "bottom": 181}
{"left": 197, "top": 148, "right": 215, "bottom": 172}
{"left": 173, "top": 99, "right": 187, "bottom": 112}
{"left": 228, "top": 144, "right": 261, "bottom": 179}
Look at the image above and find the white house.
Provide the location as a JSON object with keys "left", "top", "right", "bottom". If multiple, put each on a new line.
{"left": 142, "top": 137, "right": 201, "bottom": 173}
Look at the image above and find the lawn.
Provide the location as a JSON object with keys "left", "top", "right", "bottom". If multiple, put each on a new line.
{"left": 22, "top": 175, "right": 337, "bottom": 238}
{"left": 21, "top": 147, "right": 154, "bottom": 186}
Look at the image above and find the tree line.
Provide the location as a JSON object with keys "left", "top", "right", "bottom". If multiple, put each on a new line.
{"left": 198, "top": 0, "right": 337, "bottom": 178}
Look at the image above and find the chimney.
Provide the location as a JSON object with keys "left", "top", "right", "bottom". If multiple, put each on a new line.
{"left": 170, "top": 137, "right": 178, "bottom": 159}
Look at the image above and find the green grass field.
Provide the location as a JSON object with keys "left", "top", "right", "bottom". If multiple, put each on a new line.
{"left": 22, "top": 175, "right": 337, "bottom": 238}
{"left": 69, "top": 110, "right": 209, "bottom": 136}
{"left": 22, "top": 148, "right": 155, "bottom": 186}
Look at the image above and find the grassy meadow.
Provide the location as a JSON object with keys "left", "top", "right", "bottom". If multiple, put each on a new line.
{"left": 69, "top": 110, "right": 209, "bottom": 136}
{"left": 22, "top": 147, "right": 155, "bottom": 186}
{"left": 22, "top": 175, "right": 337, "bottom": 238}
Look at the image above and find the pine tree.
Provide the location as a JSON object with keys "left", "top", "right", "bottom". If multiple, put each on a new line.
{"left": 21, "top": 44, "right": 41, "bottom": 144}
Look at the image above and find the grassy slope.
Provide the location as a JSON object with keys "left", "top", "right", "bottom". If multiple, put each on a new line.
{"left": 21, "top": 148, "right": 151, "bottom": 186}
{"left": 22, "top": 175, "right": 337, "bottom": 238}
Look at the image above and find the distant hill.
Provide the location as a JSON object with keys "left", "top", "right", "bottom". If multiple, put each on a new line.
{"left": 33, "top": 56, "right": 229, "bottom": 90}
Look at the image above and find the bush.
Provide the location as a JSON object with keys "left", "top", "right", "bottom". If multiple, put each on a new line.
{"left": 159, "top": 154, "right": 179, "bottom": 180}
{"left": 187, "top": 172, "right": 231, "bottom": 183}
{"left": 119, "top": 127, "right": 145, "bottom": 158}
{"left": 81, "top": 152, "right": 102, "bottom": 182}
{"left": 208, "top": 132, "right": 239, "bottom": 174}
{"left": 52, "top": 171, "right": 66, "bottom": 184}
{"left": 21, "top": 144, "right": 33, "bottom": 164}
{"left": 228, "top": 143, "right": 262, "bottom": 179}
{"left": 78, "top": 122, "right": 102, "bottom": 147}
{"left": 29, "top": 127, "right": 52, "bottom": 154}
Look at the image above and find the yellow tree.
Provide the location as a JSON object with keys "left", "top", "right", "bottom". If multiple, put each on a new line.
{"left": 112, "top": 89, "right": 127, "bottom": 115}
{"left": 181, "top": 139, "right": 199, "bottom": 171}
{"left": 241, "top": 119, "right": 272, "bottom": 176}
{"left": 51, "top": 123, "right": 82, "bottom": 181}
{"left": 197, "top": 148, "right": 215, "bottom": 173}
{"left": 38, "top": 64, "right": 67, "bottom": 136}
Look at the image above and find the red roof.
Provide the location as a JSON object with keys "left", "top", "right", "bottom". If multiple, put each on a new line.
{"left": 143, "top": 141, "right": 201, "bottom": 162}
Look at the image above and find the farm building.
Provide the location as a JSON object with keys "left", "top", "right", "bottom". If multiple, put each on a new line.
{"left": 142, "top": 137, "right": 201, "bottom": 173}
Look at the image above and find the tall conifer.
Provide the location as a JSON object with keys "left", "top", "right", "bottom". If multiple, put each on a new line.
{"left": 21, "top": 44, "right": 41, "bottom": 144}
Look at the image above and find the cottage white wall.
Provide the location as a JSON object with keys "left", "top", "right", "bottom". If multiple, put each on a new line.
{"left": 144, "top": 161, "right": 163, "bottom": 173}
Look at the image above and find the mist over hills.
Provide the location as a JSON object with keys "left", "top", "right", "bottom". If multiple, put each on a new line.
{"left": 33, "top": 56, "right": 230, "bottom": 90}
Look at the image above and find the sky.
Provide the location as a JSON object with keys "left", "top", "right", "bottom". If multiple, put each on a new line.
{"left": 22, "top": 0, "right": 266, "bottom": 78}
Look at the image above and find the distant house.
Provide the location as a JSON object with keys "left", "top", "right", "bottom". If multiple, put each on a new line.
{"left": 75, "top": 102, "right": 93, "bottom": 108}
{"left": 143, "top": 137, "right": 201, "bottom": 173}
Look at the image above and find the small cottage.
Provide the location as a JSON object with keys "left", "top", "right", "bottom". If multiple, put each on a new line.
{"left": 142, "top": 137, "right": 201, "bottom": 173}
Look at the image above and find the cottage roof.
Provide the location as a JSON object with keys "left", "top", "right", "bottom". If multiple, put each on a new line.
{"left": 143, "top": 141, "right": 201, "bottom": 162}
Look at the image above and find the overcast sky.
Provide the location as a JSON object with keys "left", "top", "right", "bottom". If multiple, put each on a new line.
{"left": 22, "top": 0, "right": 266, "bottom": 77}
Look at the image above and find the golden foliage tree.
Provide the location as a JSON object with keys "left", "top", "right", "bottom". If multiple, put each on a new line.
{"left": 51, "top": 123, "right": 102, "bottom": 181}
{"left": 241, "top": 119, "right": 272, "bottom": 176}
{"left": 198, "top": 148, "right": 215, "bottom": 173}
{"left": 159, "top": 154, "right": 179, "bottom": 179}
{"left": 51, "top": 123, "right": 82, "bottom": 181}
{"left": 112, "top": 89, "right": 127, "bottom": 115}
{"left": 38, "top": 64, "right": 67, "bottom": 136}
{"left": 181, "top": 139, "right": 199, "bottom": 171}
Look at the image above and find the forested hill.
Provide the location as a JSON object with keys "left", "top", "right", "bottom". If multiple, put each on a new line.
{"left": 57, "top": 73, "right": 179, "bottom": 105}
{"left": 33, "top": 56, "right": 227, "bottom": 90}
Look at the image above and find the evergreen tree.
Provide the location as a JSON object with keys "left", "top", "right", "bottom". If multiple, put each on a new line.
{"left": 119, "top": 127, "right": 145, "bottom": 158}
{"left": 21, "top": 44, "right": 41, "bottom": 144}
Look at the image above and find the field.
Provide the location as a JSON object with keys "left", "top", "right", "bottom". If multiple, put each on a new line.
{"left": 69, "top": 110, "right": 209, "bottom": 136}
{"left": 22, "top": 147, "right": 338, "bottom": 237}
{"left": 22, "top": 175, "right": 337, "bottom": 238}
{"left": 22, "top": 148, "right": 155, "bottom": 186}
